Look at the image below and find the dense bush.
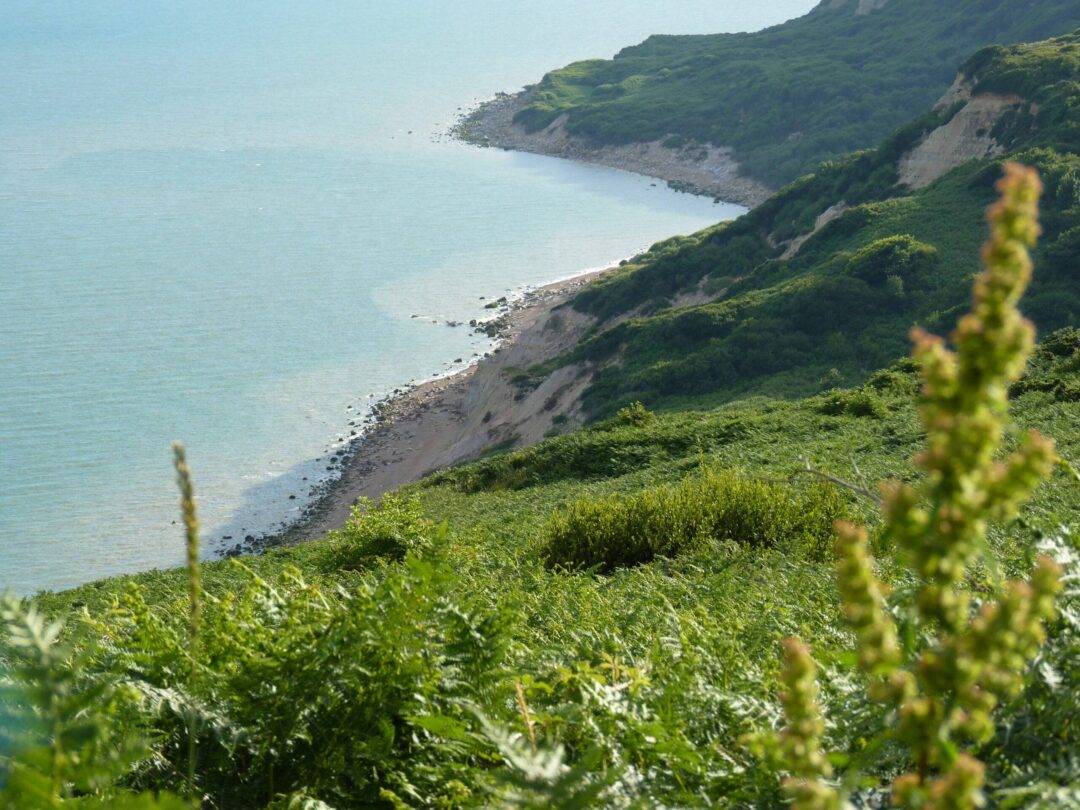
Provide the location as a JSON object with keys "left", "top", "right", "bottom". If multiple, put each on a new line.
{"left": 610, "top": 401, "right": 656, "bottom": 428}
{"left": 86, "top": 556, "right": 513, "bottom": 807}
{"left": 0, "top": 597, "right": 187, "bottom": 807}
{"left": 815, "top": 386, "right": 888, "bottom": 418}
{"left": 428, "top": 408, "right": 691, "bottom": 493}
{"left": 326, "top": 493, "right": 434, "bottom": 568}
{"left": 845, "top": 234, "right": 939, "bottom": 287}
{"left": 545, "top": 34, "right": 1080, "bottom": 420}
{"left": 542, "top": 470, "right": 847, "bottom": 572}
{"left": 562, "top": 146, "right": 1077, "bottom": 417}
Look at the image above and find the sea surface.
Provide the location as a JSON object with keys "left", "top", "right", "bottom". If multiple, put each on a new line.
{"left": 0, "top": 0, "right": 814, "bottom": 593}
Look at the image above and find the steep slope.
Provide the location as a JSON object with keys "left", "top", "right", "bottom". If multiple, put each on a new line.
{"left": 462, "top": 0, "right": 1080, "bottom": 193}
{"left": 514, "top": 32, "right": 1080, "bottom": 419}
{"left": 34, "top": 331, "right": 1080, "bottom": 806}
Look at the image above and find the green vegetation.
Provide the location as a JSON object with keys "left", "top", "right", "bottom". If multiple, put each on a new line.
{"left": 968, "top": 31, "right": 1080, "bottom": 154}
{"left": 844, "top": 234, "right": 938, "bottom": 286}
{"left": 511, "top": 1, "right": 1080, "bottom": 186}
{"left": 542, "top": 469, "right": 846, "bottom": 572}
{"left": 547, "top": 33, "right": 1080, "bottom": 419}
{"left": 8, "top": 324, "right": 1079, "bottom": 806}
{"left": 4, "top": 25, "right": 1080, "bottom": 810}
{"left": 327, "top": 494, "right": 436, "bottom": 568}
{"left": 0, "top": 597, "right": 188, "bottom": 807}
{"left": 772, "top": 163, "right": 1062, "bottom": 809}
{"left": 10, "top": 328, "right": 1080, "bottom": 807}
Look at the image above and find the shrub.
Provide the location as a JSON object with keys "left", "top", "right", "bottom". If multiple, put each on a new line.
{"left": 1041, "top": 224, "right": 1080, "bottom": 278}
{"left": 328, "top": 493, "right": 434, "bottom": 567}
{"left": 865, "top": 358, "right": 920, "bottom": 395}
{"left": 541, "top": 470, "right": 847, "bottom": 572}
{"left": 818, "top": 368, "right": 843, "bottom": 391}
{"left": 815, "top": 386, "right": 888, "bottom": 418}
{"left": 845, "top": 234, "right": 939, "bottom": 287}
{"left": 88, "top": 557, "right": 513, "bottom": 807}
{"left": 613, "top": 401, "right": 656, "bottom": 428}
{"left": 885, "top": 274, "right": 905, "bottom": 299}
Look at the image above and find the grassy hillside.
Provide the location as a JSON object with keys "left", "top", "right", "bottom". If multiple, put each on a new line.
{"left": 511, "top": 0, "right": 1080, "bottom": 186}
{"left": 531, "top": 32, "right": 1080, "bottom": 418}
{"left": 4, "top": 30, "right": 1079, "bottom": 810}
{"left": 22, "top": 333, "right": 1080, "bottom": 807}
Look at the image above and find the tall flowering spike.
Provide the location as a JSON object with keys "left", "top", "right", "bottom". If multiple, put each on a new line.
{"left": 925, "top": 754, "right": 985, "bottom": 810}
{"left": 172, "top": 441, "right": 202, "bottom": 800}
{"left": 172, "top": 442, "right": 201, "bottom": 644}
{"left": 896, "top": 162, "right": 1051, "bottom": 632}
{"left": 950, "top": 555, "right": 1063, "bottom": 741}
{"left": 774, "top": 164, "right": 1062, "bottom": 810}
{"left": 834, "top": 522, "right": 905, "bottom": 699}
{"left": 984, "top": 431, "right": 1057, "bottom": 522}
{"left": 778, "top": 638, "right": 840, "bottom": 810}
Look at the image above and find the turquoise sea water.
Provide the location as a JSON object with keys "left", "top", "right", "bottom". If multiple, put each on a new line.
{"left": 0, "top": 1, "right": 813, "bottom": 593}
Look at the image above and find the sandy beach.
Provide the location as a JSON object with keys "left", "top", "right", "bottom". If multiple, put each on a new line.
{"left": 248, "top": 267, "right": 607, "bottom": 549}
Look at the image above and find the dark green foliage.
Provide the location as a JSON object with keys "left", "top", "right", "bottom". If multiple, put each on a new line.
{"left": 554, "top": 53, "right": 1080, "bottom": 417}
{"left": 511, "top": 1, "right": 1080, "bottom": 186}
{"left": 1043, "top": 225, "right": 1080, "bottom": 277}
{"left": 1010, "top": 327, "right": 1080, "bottom": 401}
{"left": 967, "top": 31, "right": 1080, "bottom": 153}
{"left": 428, "top": 403, "right": 763, "bottom": 493}
{"left": 844, "top": 234, "right": 939, "bottom": 286}
{"left": 542, "top": 470, "right": 847, "bottom": 572}
{"left": 568, "top": 101, "right": 973, "bottom": 328}
{"left": 325, "top": 493, "right": 435, "bottom": 568}
{"left": 86, "top": 557, "right": 516, "bottom": 807}
{"left": 25, "top": 327, "right": 1080, "bottom": 805}
{"left": 815, "top": 386, "right": 889, "bottom": 418}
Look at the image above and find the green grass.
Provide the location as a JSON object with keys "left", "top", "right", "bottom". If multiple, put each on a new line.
{"left": 510, "top": 2, "right": 1080, "bottom": 186}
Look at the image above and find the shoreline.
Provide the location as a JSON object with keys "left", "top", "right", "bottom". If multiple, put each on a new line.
{"left": 223, "top": 87, "right": 769, "bottom": 556}
{"left": 452, "top": 90, "right": 773, "bottom": 209}
{"left": 232, "top": 265, "right": 608, "bottom": 553}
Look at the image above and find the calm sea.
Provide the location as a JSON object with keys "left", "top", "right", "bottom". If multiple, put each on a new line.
{"left": 0, "top": 1, "right": 813, "bottom": 593}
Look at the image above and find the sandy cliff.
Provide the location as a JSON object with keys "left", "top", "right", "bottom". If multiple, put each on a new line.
{"left": 898, "top": 77, "right": 1023, "bottom": 189}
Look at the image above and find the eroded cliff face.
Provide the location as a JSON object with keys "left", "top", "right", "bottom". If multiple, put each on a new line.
{"left": 856, "top": 0, "right": 890, "bottom": 15}
{"left": 816, "top": 0, "right": 889, "bottom": 14}
{"left": 898, "top": 77, "right": 1025, "bottom": 189}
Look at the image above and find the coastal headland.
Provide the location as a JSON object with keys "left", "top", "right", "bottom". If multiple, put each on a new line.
{"left": 453, "top": 89, "right": 773, "bottom": 208}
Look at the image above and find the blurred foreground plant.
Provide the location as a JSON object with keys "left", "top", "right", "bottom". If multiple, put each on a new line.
{"left": 0, "top": 595, "right": 186, "bottom": 808}
{"left": 775, "top": 163, "right": 1062, "bottom": 809}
